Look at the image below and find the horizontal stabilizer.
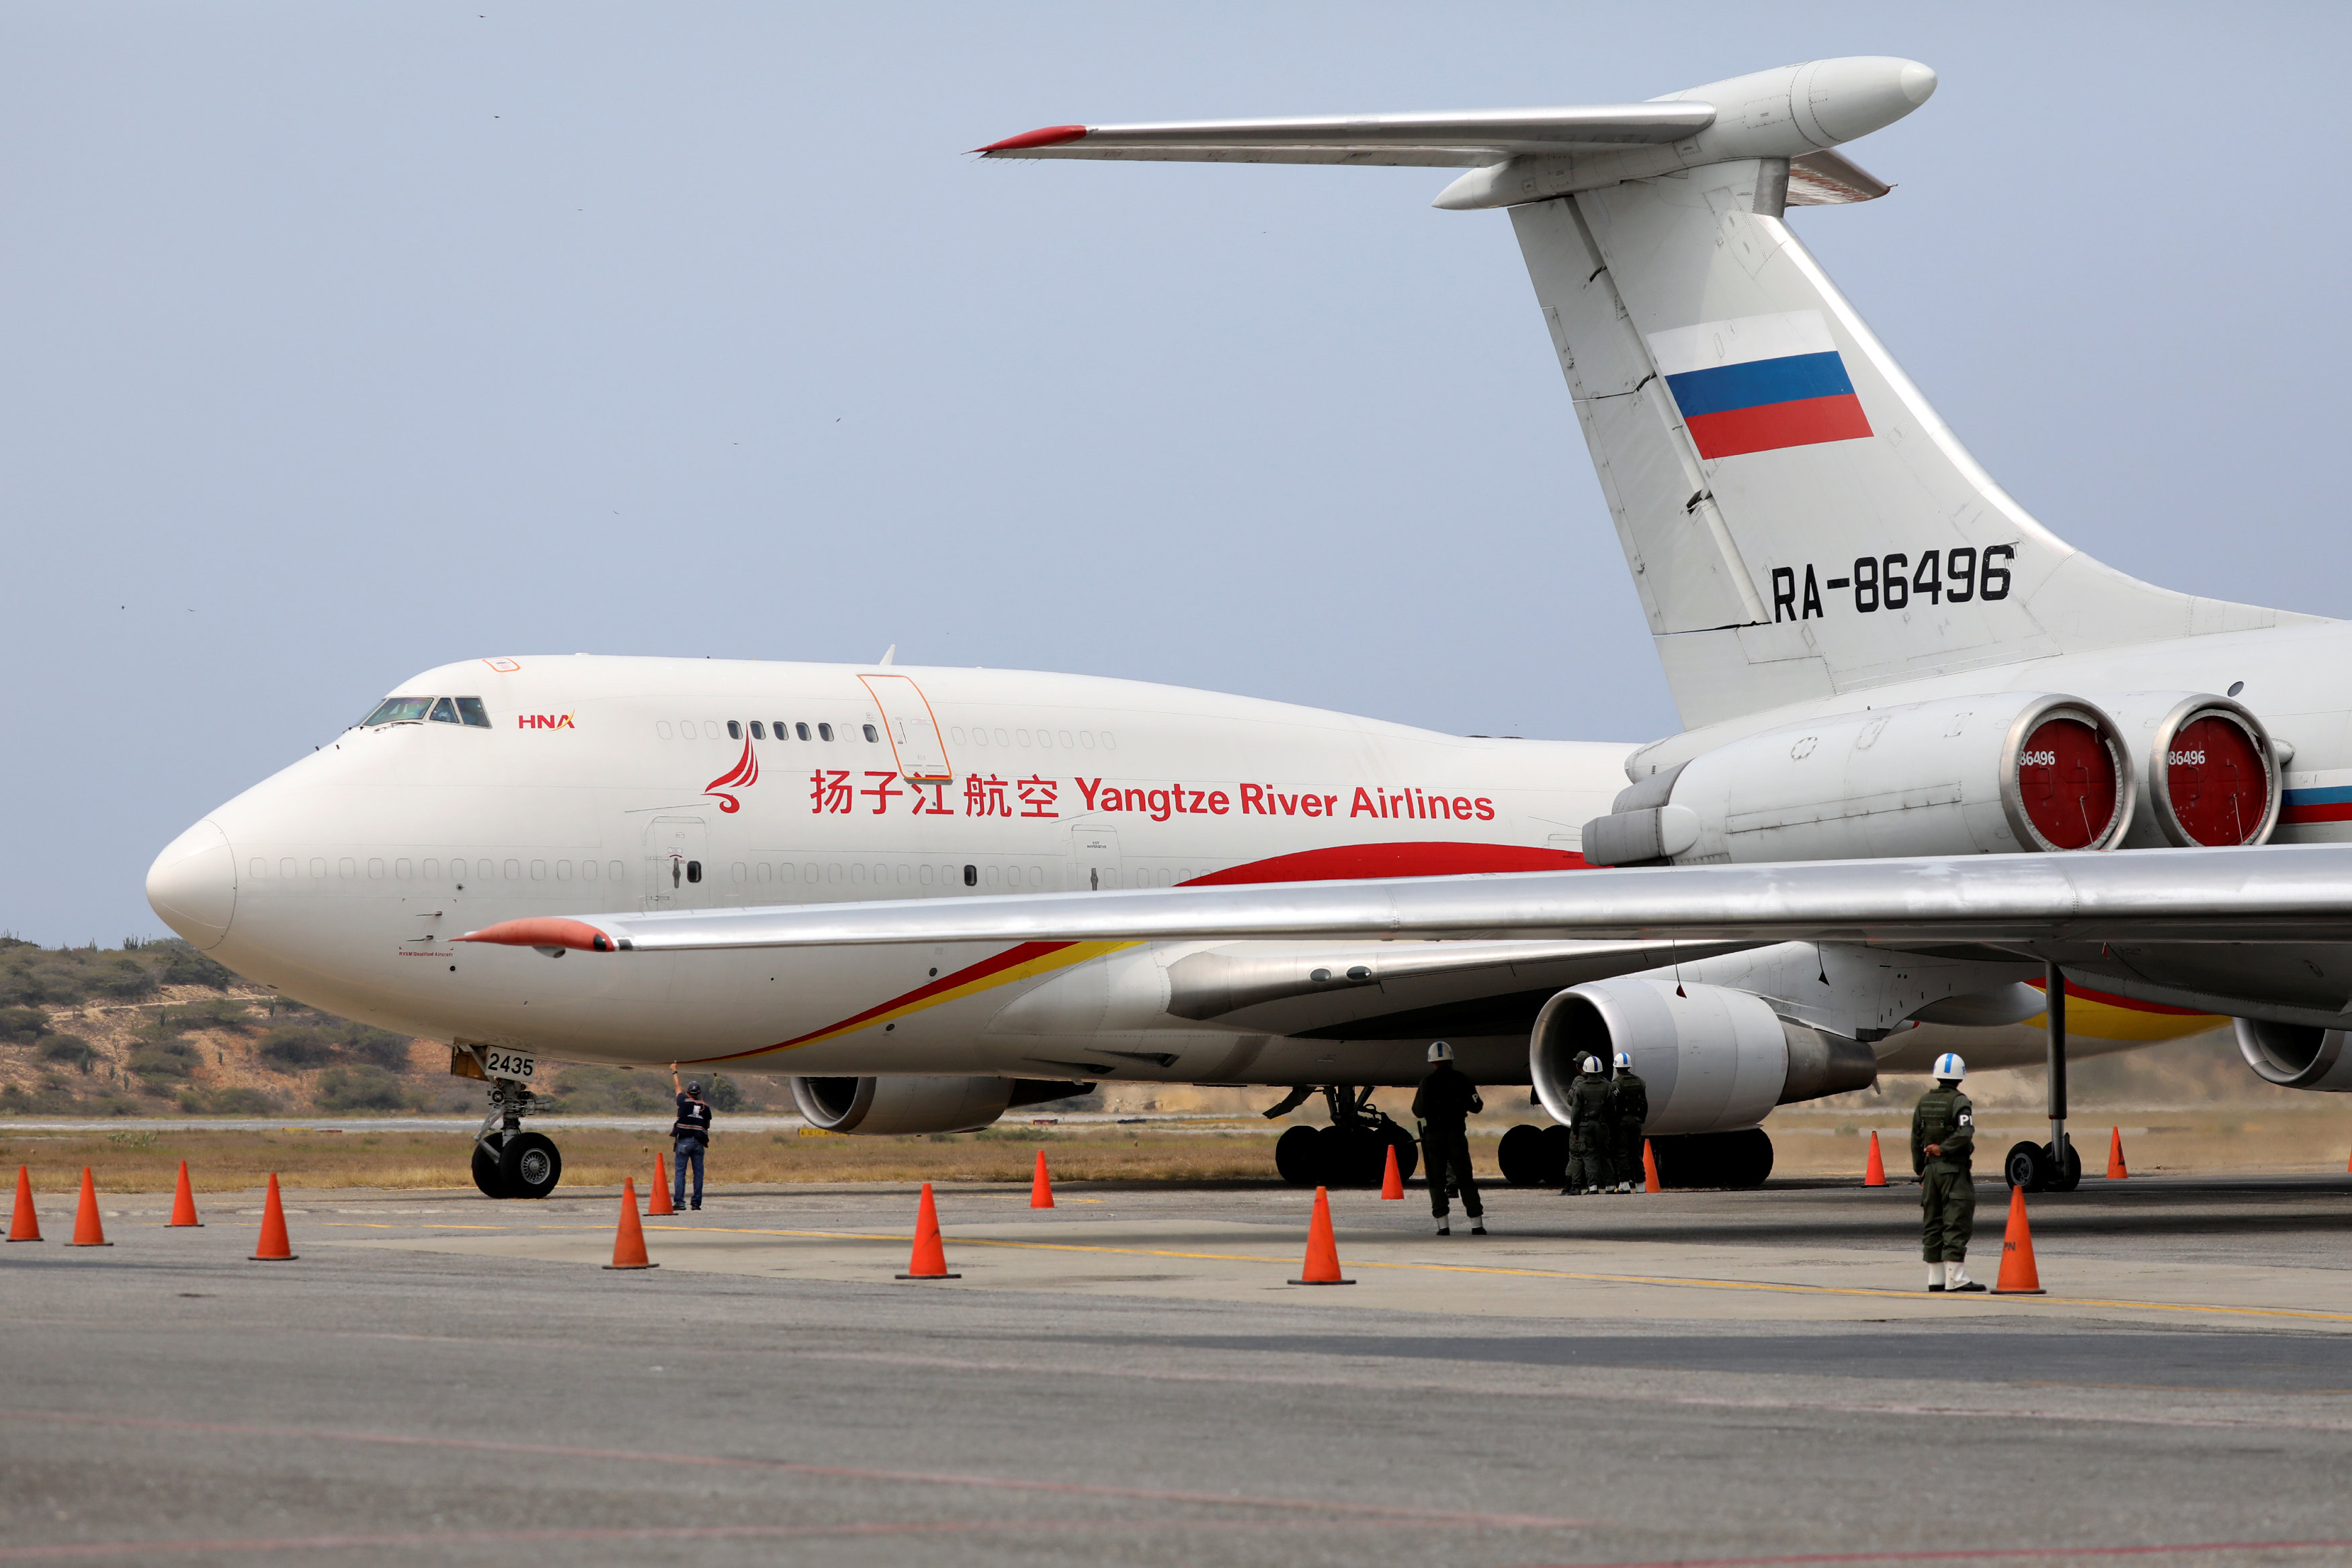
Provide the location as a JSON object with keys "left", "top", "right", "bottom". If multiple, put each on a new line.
{"left": 1787, "top": 149, "right": 1888, "bottom": 206}
{"left": 978, "top": 104, "right": 1716, "bottom": 169}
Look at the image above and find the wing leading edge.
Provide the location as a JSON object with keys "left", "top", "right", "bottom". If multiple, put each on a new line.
{"left": 459, "top": 843, "right": 2352, "bottom": 954}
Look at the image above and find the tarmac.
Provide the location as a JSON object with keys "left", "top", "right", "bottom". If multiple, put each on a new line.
{"left": 7, "top": 1168, "right": 2352, "bottom": 1565}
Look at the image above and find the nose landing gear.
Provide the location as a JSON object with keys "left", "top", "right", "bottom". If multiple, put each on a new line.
{"left": 470, "top": 1076, "right": 562, "bottom": 1200}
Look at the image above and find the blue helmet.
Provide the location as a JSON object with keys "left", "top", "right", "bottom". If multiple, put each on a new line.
{"left": 1932, "top": 1053, "right": 1966, "bottom": 1082}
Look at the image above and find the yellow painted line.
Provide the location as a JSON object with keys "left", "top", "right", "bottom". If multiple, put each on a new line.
{"left": 317, "top": 1221, "right": 511, "bottom": 1231}
{"left": 630, "top": 1224, "right": 2352, "bottom": 1322}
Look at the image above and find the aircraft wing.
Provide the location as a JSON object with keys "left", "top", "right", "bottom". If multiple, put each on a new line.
{"left": 975, "top": 105, "right": 1716, "bottom": 167}
{"left": 460, "top": 842, "right": 2352, "bottom": 955}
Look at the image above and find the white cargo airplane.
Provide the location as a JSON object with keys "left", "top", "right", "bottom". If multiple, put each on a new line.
{"left": 149, "top": 57, "right": 2352, "bottom": 1202}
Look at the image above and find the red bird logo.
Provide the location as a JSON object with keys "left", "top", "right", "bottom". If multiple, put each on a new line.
{"left": 704, "top": 738, "right": 759, "bottom": 814}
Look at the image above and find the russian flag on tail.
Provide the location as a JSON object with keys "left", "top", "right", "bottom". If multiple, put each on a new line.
{"left": 1648, "top": 310, "right": 1873, "bottom": 460}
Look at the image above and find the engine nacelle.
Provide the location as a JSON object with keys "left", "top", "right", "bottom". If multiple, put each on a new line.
{"left": 790, "top": 1075, "right": 1093, "bottom": 1135}
{"left": 2234, "top": 1020, "right": 2352, "bottom": 1092}
{"left": 1529, "top": 979, "right": 1877, "bottom": 1135}
{"left": 2094, "top": 693, "right": 2280, "bottom": 848}
{"left": 1581, "top": 692, "right": 2133, "bottom": 866}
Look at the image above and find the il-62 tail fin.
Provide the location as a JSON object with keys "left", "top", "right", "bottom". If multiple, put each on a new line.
{"left": 982, "top": 58, "right": 2319, "bottom": 729}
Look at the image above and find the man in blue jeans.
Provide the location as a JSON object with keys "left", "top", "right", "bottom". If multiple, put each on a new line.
{"left": 669, "top": 1063, "right": 713, "bottom": 1212}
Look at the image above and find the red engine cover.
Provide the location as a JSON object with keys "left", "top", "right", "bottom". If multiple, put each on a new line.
{"left": 2017, "top": 717, "right": 2119, "bottom": 849}
{"left": 2166, "top": 713, "right": 2267, "bottom": 845}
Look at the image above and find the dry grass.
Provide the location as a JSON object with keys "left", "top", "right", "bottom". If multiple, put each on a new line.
{"left": 7, "top": 1106, "right": 2347, "bottom": 1196}
{"left": 0, "top": 1125, "right": 1288, "bottom": 1194}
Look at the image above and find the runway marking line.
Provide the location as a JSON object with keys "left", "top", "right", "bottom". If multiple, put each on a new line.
{"left": 599, "top": 1222, "right": 2352, "bottom": 1325}
{"left": 0, "top": 1518, "right": 1399, "bottom": 1561}
{"left": 1506, "top": 1538, "right": 2352, "bottom": 1565}
{"left": 0, "top": 1409, "right": 1588, "bottom": 1532}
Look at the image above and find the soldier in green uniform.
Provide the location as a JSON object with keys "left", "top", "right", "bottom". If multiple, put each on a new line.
{"left": 1912, "top": 1052, "right": 1984, "bottom": 1292}
{"left": 1411, "top": 1041, "right": 1486, "bottom": 1236}
{"left": 1608, "top": 1050, "right": 1648, "bottom": 1193}
{"left": 1562, "top": 1054, "right": 1616, "bottom": 1194}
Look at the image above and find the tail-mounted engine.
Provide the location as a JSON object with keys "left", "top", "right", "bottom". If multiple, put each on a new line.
{"left": 1582, "top": 692, "right": 2134, "bottom": 866}
{"left": 790, "top": 1075, "right": 1093, "bottom": 1135}
{"left": 2095, "top": 693, "right": 2280, "bottom": 848}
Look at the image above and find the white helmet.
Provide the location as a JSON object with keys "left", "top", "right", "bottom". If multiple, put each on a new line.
{"left": 1581, "top": 1055, "right": 1603, "bottom": 1075}
{"left": 1933, "top": 1052, "right": 1966, "bottom": 1082}
{"left": 1613, "top": 1052, "right": 1632, "bottom": 1071}
{"left": 1427, "top": 1041, "right": 1453, "bottom": 1063}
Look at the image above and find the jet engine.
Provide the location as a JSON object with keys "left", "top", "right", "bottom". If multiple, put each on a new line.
{"left": 790, "top": 1075, "right": 1093, "bottom": 1135}
{"left": 2094, "top": 693, "right": 2280, "bottom": 848}
{"left": 1581, "top": 692, "right": 2132, "bottom": 866}
{"left": 2234, "top": 1020, "right": 2352, "bottom": 1092}
{"left": 1529, "top": 979, "right": 1878, "bottom": 1133}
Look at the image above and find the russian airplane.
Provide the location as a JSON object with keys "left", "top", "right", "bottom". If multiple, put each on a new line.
{"left": 148, "top": 58, "right": 2352, "bottom": 1201}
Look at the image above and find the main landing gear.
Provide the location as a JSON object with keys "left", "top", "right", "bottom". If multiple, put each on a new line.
{"left": 2008, "top": 959, "right": 2081, "bottom": 1193}
{"left": 1497, "top": 1123, "right": 1775, "bottom": 1189}
{"left": 472, "top": 1077, "right": 563, "bottom": 1200}
{"left": 1269, "top": 1086, "right": 1420, "bottom": 1188}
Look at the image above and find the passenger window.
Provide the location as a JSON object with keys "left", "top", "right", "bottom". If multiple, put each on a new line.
{"left": 454, "top": 697, "right": 491, "bottom": 728}
{"left": 818, "top": 723, "right": 835, "bottom": 742}
{"left": 686, "top": 861, "right": 703, "bottom": 883}
{"left": 429, "top": 699, "right": 461, "bottom": 725}
{"left": 796, "top": 723, "right": 811, "bottom": 741}
{"left": 963, "top": 864, "right": 977, "bottom": 887}
{"left": 864, "top": 724, "right": 879, "bottom": 742}
{"left": 728, "top": 721, "right": 742, "bottom": 740}
{"left": 774, "top": 720, "right": 790, "bottom": 738}
{"left": 361, "top": 696, "right": 433, "bottom": 726}
{"left": 749, "top": 722, "right": 765, "bottom": 740}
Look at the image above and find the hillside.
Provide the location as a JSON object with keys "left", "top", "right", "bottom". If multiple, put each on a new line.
{"left": 0, "top": 938, "right": 778, "bottom": 1117}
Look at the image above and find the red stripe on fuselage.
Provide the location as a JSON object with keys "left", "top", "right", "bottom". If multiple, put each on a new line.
{"left": 2027, "top": 977, "right": 2206, "bottom": 1016}
{"left": 1181, "top": 841, "right": 1586, "bottom": 885}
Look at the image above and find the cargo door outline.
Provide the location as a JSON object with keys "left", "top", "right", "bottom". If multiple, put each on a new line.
{"left": 859, "top": 674, "right": 954, "bottom": 783}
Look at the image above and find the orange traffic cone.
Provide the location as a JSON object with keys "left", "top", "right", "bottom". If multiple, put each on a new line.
{"left": 648, "top": 1156, "right": 675, "bottom": 1215}
{"left": 898, "top": 1182, "right": 959, "bottom": 1279}
{"left": 604, "top": 1178, "right": 656, "bottom": 1270}
{"left": 1863, "top": 1131, "right": 1888, "bottom": 1188}
{"left": 7, "top": 1166, "right": 40, "bottom": 1242}
{"left": 250, "top": 1172, "right": 296, "bottom": 1260}
{"left": 1379, "top": 1143, "right": 1404, "bottom": 1201}
{"left": 1642, "top": 1139, "right": 1662, "bottom": 1193}
{"left": 69, "top": 1168, "right": 110, "bottom": 1247}
{"left": 168, "top": 1161, "right": 203, "bottom": 1227}
{"left": 1291, "top": 1186, "right": 1354, "bottom": 1285}
{"left": 2107, "top": 1127, "right": 2129, "bottom": 1180}
{"left": 1991, "top": 1186, "right": 2044, "bottom": 1295}
{"left": 1030, "top": 1150, "right": 1055, "bottom": 1209}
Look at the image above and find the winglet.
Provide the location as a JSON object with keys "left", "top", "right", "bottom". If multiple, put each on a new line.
{"left": 977, "top": 124, "right": 1089, "bottom": 154}
{"left": 455, "top": 918, "right": 620, "bottom": 953}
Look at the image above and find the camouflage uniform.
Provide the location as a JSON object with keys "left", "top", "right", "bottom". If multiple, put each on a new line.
{"left": 1910, "top": 1082, "right": 1977, "bottom": 1262}
{"left": 1565, "top": 1072, "right": 1616, "bottom": 1192}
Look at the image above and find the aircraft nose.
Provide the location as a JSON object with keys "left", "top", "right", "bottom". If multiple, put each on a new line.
{"left": 147, "top": 820, "right": 238, "bottom": 950}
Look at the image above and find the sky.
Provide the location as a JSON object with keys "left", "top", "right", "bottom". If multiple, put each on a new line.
{"left": 3, "top": 2, "right": 2347, "bottom": 945}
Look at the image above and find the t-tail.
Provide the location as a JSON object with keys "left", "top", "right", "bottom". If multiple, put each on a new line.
{"left": 980, "top": 59, "right": 2318, "bottom": 729}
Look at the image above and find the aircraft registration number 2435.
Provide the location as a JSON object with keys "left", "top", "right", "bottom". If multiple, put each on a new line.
{"left": 480, "top": 1049, "right": 538, "bottom": 1082}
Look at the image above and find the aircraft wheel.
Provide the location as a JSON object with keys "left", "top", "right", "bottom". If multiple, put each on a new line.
{"left": 1318, "top": 1123, "right": 1378, "bottom": 1187}
{"left": 2005, "top": 1141, "right": 2049, "bottom": 1192}
{"left": 1538, "top": 1124, "right": 1573, "bottom": 1187}
{"left": 2046, "top": 1142, "right": 2083, "bottom": 1192}
{"left": 1273, "top": 1125, "right": 1323, "bottom": 1186}
{"left": 499, "top": 1131, "right": 563, "bottom": 1200}
{"left": 472, "top": 1138, "right": 512, "bottom": 1199}
{"left": 1650, "top": 1129, "right": 1775, "bottom": 1189}
{"left": 1497, "top": 1124, "right": 1548, "bottom": 1186}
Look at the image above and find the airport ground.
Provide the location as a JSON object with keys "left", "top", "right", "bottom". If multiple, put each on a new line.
{"left": 8, "top": 1139, "right": 2352, "bottom": 1565}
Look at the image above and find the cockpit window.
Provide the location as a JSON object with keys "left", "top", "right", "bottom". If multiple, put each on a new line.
{"left": 362, "top": 697, "right": 433, "bottom": 727}
{"left": 454, "top": 697, "right": 491, "bottom": 728}
{"left": 429, "top": 698, "right": 461, "bottom": 724}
